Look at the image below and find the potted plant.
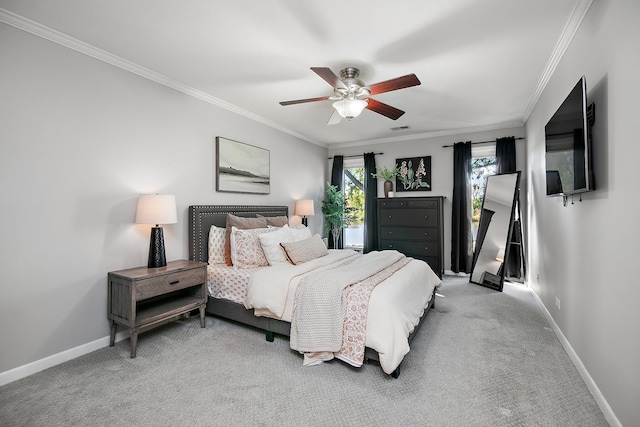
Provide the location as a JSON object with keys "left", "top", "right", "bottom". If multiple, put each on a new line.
{"left": 321, "top": 182, "right": 357, "bottom": 249}
{"left": 371, "top": 165, "right": 399, "bottom": 198}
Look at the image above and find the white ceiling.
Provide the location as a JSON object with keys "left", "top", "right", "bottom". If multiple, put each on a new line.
{"left": 0, "top": 0, "right": 591, "bottom": 147}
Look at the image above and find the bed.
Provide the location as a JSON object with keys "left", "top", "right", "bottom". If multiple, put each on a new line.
{"left": 188, "top": 204, "right": 440, "bottom": 378}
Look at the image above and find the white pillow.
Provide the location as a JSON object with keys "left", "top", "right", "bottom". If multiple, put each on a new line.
{"left": 230, "top": 226, "right": 274, "bottom": 268}
{"left": 289, "top": 226, "right": 312, "bottom": 242}
{"left": 258, "top": 225, "right": 292, "bottom": 265}
{"left": 208, "top": 225, "right": 226, "bottom": 265}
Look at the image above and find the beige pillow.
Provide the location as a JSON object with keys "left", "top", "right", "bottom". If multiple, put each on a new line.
{"left": 256, "top": 214, "right": 289, "bottom": 227}
{"left": 208, "top": 225, "right": 226, "bottom": 265}
{"left": 225, "top": 214, "right": 267, "bottom": 265}
{"left": 280, "top": 234, "right": 328, "bottom": 265}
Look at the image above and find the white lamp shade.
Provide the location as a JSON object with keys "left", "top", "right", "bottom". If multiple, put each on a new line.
{"left": 135, "top": 194, "right": 177, "bottom": 225}
{"left": 332, "top": 99, "right": 368, "bottom": 119}
{"left": 294, "top": 199, "right": 315, "bottom": 216}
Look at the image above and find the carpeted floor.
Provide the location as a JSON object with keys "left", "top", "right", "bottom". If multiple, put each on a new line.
{"left": 0, "top": 276, "right": 608, "bottom": 426}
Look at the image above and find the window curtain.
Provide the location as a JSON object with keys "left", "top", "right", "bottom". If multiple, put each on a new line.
{"left": 451, "top": 141, "right": 473, "bottom": 273}
{"left": 328, "top": 155, "right": 344, "bottom": 249}
{"left": 363, "top": 152, "right": 378, "bottom": 253}
{"left": 496, "top": 136, "right": 516, "bottom": 174}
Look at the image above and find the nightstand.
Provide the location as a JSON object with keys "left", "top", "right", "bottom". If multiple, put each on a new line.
{"left": 108, "top": 260, "right": 207, "bottom": 357}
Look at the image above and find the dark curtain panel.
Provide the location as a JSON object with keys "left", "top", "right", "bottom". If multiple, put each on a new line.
{"left": 363, "top": 152, "right": 378, "bottom": 253}
{"left": 328, "top": 155, "right": 344, "bottom": 249}
{"left": 496, "top": 136, "right": 523, "bottom": 280}
{"left": 496, "top": 136, "right": 516, "bottom": 174}
{"left": 451, "top": 141, "right": 473, "bottom": 273}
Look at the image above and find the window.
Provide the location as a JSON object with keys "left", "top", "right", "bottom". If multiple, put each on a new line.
{"left": 471, "top": 145, "right": 497, "bottom": 245}
{"left": 343, "top": 159, "right": 365, "bottom": 250}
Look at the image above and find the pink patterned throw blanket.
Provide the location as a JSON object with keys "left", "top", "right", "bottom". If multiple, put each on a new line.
{"left": 290, "top": 250, "right": 411, "bottom": 368}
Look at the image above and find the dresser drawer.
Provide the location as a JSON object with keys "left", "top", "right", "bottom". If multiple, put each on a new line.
{"left": 379, "top": 239, "right": 440, "bottom": 257}
{"left": 136, "top": 268, "right": 206, "bottom": 300}
{"left": 378, "top": 198, "right": 440, "bottom": 209}
{"left": 380, "top": 226, "right": 439, "bottom": 242}
{"left": 379, "top": 208, "right": 438, "bottom": 227}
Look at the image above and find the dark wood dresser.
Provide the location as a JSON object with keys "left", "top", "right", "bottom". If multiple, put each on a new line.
{"left": 377, "top": 196, "right": 444, "bottom": 278}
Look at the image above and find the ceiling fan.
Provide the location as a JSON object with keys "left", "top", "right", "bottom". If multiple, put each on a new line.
{"left": 279, "top": 67, "right": 421, "bottom": 125}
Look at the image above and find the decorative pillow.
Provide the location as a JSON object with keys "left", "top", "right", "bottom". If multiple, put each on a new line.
{"left": 225, "top": 214, "right": 267, "bottom": 265}
{"left": 230, "top": 226, "right": 274, "bottom": 268}
{"left": 258, "top": 225, "right": 292, "bottom": 265}
{"left": 208, "top": 225, "right": 226, "bottom": 265}
{"left": 280, "top": 234, "right": 328, "bottom": 265}
{"left": 288, "top": 226, "right": 312, "bottom": 242}
{"left": 256, "top": 214, "right": 289, "bottom": 227}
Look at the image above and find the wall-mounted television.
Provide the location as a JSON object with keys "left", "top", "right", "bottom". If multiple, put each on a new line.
{"left": 544, "top": 76, "right": 595, "bottom": 197}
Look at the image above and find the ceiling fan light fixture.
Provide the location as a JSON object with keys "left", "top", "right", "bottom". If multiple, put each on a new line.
{"left": 332, "top": 98, "right": 368, "bottom": 119}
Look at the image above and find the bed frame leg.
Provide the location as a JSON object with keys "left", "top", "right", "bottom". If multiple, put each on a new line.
{"left": 266, "top": 331, "right": 275, "bottom": 342}
{"left": 391, "top": 366, "right": 401, "bottom": 379}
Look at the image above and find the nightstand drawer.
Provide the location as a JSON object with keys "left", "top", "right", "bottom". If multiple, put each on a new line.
{"left": 136, "top": 268, "right": 206, "bottom": 300}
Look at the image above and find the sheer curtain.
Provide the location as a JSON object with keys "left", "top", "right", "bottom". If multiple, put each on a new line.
{"left": 363, "top": 152, "right": 378, "bottom": 253}
{"left": 451, "top": 141, "right": 473, "bottom": 273}
{"left": 329, "top": 155, "right": 344, "bottom": 249}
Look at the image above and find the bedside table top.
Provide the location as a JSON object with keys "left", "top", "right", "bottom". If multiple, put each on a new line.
{"left": 108, "top": 259, "right": 206, "bottom": 280}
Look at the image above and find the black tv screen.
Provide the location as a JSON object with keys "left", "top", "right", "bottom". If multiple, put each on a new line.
{"left": 544, "top": 76, "right": 594, "bottom": 196}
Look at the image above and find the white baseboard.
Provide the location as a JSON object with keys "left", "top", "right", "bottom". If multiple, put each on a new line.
{"left": 529, "top": 290, "right": 622, "bottom": 427}
{"left": 0, "top": 331, "right": 129, "bottom": 387}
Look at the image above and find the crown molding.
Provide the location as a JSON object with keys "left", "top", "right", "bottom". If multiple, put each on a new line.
{"left": 520, "top": 0, "right": 594, "bottom": 122}
{"left": 328, "top": 121, "right": 524, "bottom": 149}
{"left": 0, "top": 8, "right": 323, "bottom": 147}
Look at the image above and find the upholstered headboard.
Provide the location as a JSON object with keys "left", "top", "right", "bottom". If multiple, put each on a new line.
{"left": 188, "top": 205, "right": 289, "bottom": 263}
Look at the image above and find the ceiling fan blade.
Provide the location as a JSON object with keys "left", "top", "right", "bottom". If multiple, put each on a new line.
{"left": 327, "top": 109, "right": 342, "bottom": 126}
{"left": 365, "top": 98, "right": 405, "bottom": 120}
{"left": 368, "top": 74, "right": 421, "bottom": 96}
{"left": 311, "top": 67, "right": 347, "bottom": 90}
{"left": 279, "top": 96, "right": 330, "bottom": 106}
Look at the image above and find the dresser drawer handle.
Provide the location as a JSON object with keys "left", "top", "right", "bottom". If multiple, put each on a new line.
{"left": 388, "top": 215, "right": 392, "bottom": 219}
{"left": 388, "top": 231, "right": 393, "bottom": 235}
{"left": 169, "top": 280, "right": 180, "bottom": 285}
{"left": 424, "top": 216, "right": 428, "bottom": 219}
{"left": 424, "top": 232, "right": 429, "bottom": 236}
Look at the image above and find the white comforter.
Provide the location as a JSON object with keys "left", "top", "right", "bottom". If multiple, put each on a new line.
{"left": 244, "top": 249, "right": 441, "bottom": 374}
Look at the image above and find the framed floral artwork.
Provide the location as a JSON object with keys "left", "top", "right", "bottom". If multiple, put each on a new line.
{"left": 395, "top": 156, "right": 431, "bottom": 192}
{"left": 216, "top": 137, "right": 270, "bottom": 194}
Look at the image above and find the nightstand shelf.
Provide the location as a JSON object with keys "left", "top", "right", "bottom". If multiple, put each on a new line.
{"left": 108, "top": 260, "right": 207, "bottom": 357}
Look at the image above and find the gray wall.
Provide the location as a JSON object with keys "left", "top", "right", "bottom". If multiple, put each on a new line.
{"left": 0, "top": 23, "right": 327, "bottom": 375}
{"left": 328, "top": 126, "right": 525, "bottom": 273}
{"left": 525, "top": 1, "right": 640, "bottom": 425}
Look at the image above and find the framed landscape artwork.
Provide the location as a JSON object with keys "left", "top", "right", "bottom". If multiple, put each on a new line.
{"left": 395, "top": 156, "right": 432, "bottom": 192}
{"left": 216, "top": 137, "right": 270, "bottom": 194}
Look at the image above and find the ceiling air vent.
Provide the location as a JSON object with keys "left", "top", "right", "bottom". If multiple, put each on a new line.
{"left": 390, "top": 125, "right": 410, "bottom": 131}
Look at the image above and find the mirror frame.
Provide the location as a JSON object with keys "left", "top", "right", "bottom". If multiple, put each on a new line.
{"left": 470, "top": 171, "right": 521, "bottom": 292}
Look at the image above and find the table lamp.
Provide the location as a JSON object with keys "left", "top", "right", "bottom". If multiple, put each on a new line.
{"left": 294, "top": 199, "right": 315, "bottom": 227}
{"left": 135, "top": 194, "right": 177, "bottom": 268}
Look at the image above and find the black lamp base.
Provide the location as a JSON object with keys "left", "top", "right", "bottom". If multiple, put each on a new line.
{"left": 302, "top": 217, "right": 308, "bottom": 227}
{"left": 148, "top": 226, "right": 167, "bottom": 268}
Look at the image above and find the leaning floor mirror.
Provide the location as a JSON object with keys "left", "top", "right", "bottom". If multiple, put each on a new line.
{"left": 470, "top": 171, "right": 521, "bottom": 291}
